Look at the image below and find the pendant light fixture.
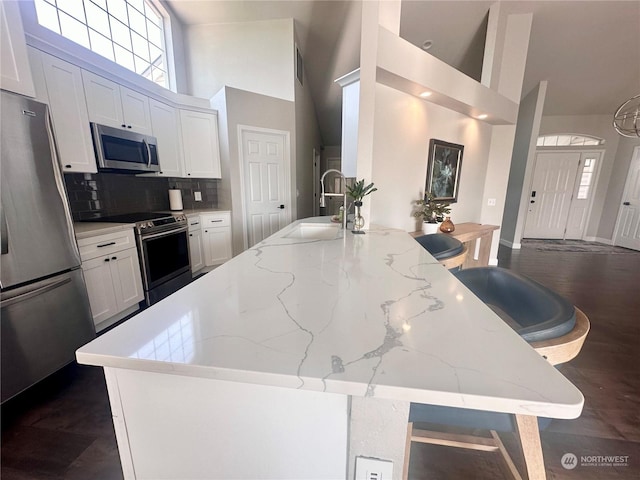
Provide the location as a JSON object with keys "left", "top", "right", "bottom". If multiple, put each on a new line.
{"left": 613, "top": 94, "right": 640, "bottom": 137}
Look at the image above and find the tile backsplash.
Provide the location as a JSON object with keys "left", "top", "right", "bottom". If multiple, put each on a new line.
{"left": 65, "top": 173, "right": 218, "bottom": 221}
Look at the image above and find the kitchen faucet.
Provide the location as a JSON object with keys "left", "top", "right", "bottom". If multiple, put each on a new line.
{"left": 320, "top": 168, "right": 348, "bottom": 229}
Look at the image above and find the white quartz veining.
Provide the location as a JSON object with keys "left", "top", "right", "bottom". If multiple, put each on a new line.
{"left": 77, "top": 217, "right": 583, "bottom": 419}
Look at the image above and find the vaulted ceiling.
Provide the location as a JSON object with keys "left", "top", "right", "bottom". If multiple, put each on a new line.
{"left": 166, "top": 0, "right": 640, "bottom": 146}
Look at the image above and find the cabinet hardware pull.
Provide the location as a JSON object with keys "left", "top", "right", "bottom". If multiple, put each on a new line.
{"left": 105, "top": 258, "right": 110, "bottom": 262}
{"left": 189, "top": 234, "right": 193, "bottom": 237}
{"left": 97, "top": 242, "right": 116, "bottom": 248}
{"left": 112, "top": 256, "right": 117, "bottom": 260}
{"left": 65, "top": 164, "right": 72, "bottom": 168}
{"left": 121, "top": 124, "right": 126, "bottom": 128}
{"left": 211, "top": 220, "right": 222, "bottom": 223}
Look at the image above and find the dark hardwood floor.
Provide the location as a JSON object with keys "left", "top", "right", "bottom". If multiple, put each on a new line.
{"left": 2, "top": 243, "right": 639, "bottom": 479}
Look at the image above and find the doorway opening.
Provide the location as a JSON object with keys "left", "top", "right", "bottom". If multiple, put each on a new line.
{"left": 523, "top": 149, "right": 603, "bottom": 240}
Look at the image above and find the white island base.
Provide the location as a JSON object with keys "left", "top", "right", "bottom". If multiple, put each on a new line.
{"left": 104, "top": 367, "right": 412, "bottom": 479}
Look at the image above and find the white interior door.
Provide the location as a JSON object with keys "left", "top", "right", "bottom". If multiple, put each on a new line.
{"left": 613, "top": 146, "right": 640, "bottom": 250}
{"left": 523, "top": 151, "right": 581, "bottom": 239}
{"left": 241, "top": 128, "right": 288, "bottom": 247}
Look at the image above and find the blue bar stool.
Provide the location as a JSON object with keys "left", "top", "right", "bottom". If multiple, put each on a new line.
{"left": 414, "top": 233, "right": 468, "bottom": 271}
{"left": 404, "top": 267, "right": 590, "bottom": 480}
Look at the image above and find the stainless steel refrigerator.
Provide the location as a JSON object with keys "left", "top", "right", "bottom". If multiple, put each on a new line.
{"left": 1, "top": 90, "right": 95, "bottom": 403}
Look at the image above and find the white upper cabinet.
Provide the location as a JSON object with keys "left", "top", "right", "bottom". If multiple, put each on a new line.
{"left": 0, "top": 0, "right": 35, "bottom": 98}
{"left": 149, "top": 99, "right": 185, "bottom": 177}
{"left": 82, "top": 70, "right": 152, "bottom": 135}
{"left": 180, "top": 109, "right": 222, "bottom": 179}
{"left": 38, "top": 50, "right": 97, "bottom": 173}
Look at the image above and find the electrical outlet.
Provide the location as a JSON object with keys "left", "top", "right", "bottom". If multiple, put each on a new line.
{"left": 487, "top": 198, "right": 496, "bottom": 206}
{"left": 194, "top": 191, "right": 202, "bottom": 202}
{"left": 355, "top": 457, "right": 393, "bottom": 480}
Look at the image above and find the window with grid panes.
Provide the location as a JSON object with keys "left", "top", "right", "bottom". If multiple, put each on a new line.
{"left": 34, "top": 0, "right": 168, "bottom": 88}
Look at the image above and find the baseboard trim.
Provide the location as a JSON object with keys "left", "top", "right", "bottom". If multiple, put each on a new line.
{"left": 499, "top": 239, "right": 521, "bottom": 250}
{"left": 583, "top": 236, "right": 614, "bottom": 245}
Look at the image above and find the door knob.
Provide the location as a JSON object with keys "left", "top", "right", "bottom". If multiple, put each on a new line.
{"left": 278, "top": 205, "right": 285, "bottom": 209}
{"left": 623, "top": 202, "right": 631, "bottom": 206}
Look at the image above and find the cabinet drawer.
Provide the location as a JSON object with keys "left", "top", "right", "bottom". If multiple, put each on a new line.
{"left": 187, "top": 215, "right": 202, "bottom": 232}
{"left": 78, "top": 229, "right": 136, "bottom": 261}
{"left": 201, "top": 212, "right": 230, "bottom": 228}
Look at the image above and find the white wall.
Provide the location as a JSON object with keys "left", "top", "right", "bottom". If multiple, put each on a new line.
{"left": 185, "top": 19, "right": 295, "bottom": 101}
{"left": 211, "top": 87, "right": 295, "bottom": 256}
{"left": 501, "top": 81, "right": 547, "bottom": 248}
{"left": 539, "top": 114, "right": 621, "bottom": 238}
{"left": 369, "top": 83, "right": 493, "bottom": 232}
{"left": 294, "top": 35, "right": 323, "bottom": 220}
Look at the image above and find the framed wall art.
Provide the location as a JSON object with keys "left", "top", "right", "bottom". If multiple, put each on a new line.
{"left": 425, "top": 139, "right": 464, "bottom": 203}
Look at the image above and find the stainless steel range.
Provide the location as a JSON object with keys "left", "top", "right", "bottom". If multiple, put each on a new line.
{"left": 93, "top": 212, "right": 191, "bottom": 305}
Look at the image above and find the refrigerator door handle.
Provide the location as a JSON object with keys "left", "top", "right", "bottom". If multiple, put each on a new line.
{"left": 1, "top": 276, "right": 71, "bottom": 308}
{"left": 1, "top": 204, "right": 7, "bottom": 255}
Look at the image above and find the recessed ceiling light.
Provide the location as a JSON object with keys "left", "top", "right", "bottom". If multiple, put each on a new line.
{"left": 421, "top": 40, "right": 433, "bottom": 51}
{"left": 477, "top": 114, "right": 488, "bottom": 120}
{"left": 419, "top": 91, "right": 432, "bottom": 98}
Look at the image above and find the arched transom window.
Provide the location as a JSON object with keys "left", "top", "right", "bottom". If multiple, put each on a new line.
{"left": 537, "top": 134, "right": 605, "bottom": 147}
{"left": 34, "top": 0, "right": 168, "bottom": 88}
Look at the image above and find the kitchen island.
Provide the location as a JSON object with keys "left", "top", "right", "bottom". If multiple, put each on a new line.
{"left": 77, "top": 217, "right": 583, "bottom": 479}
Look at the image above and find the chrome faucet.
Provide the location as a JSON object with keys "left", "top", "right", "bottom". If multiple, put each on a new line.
{"left": 320, "top": 169, "right": 348, "bottom": 229}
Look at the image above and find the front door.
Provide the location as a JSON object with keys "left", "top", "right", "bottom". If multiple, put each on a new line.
{"left": 241, "top": 128, "right": 289, "bottom": 247}
{"left": 523, "top": 152, "right": 581, "bottom": 239}
{"left": 614, "top": 146, "right": 640, "bottom": 251}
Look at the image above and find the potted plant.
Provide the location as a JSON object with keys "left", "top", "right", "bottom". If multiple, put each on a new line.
{"left": 413, "top": 192, "right": 451, "bottom": 233}
{"left": 346, "top": 179, "right": 377, "bottom": 233}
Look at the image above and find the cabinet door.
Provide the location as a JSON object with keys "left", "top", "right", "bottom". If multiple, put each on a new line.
{"left": 0, "top": 0, "right": 35, "bottom": 97}
{"left": 188, "top": 228, "right": 204, "bottom": 273}
{"left": 82, "top": 257, "right": 118, "bottom": 326}
{"left": 40, "top": 53, "right": 97, "bottom": 173}
{"left": 180, "top": 109, "right": 222, "bottom": 178}
{"left": 203, "top": 228, "right": 232, "bottom": 266}
{"left": 109, "top": 248, "right": 144, "bottom": 311}
{"left": 82, "top": 70, "right": 124, "bottom": 128}
{"left": 26, "top": 47, "right": 49, "bottom": 104}
{"left": 150, "top": 99, "right": 184, "bottom": 177}
{"left": 120, "top": 86, "right": 152, "bottom": 135}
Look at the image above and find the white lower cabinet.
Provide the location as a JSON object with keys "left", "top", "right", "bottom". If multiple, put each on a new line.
{"left": 79, "top": 229, "right": 144, "bottom": 331}
{"left": 202, "top": 212, "right": 232, "bottom": 267}
{"left": 188, "top": 217, "right": 205, "bottom": 274}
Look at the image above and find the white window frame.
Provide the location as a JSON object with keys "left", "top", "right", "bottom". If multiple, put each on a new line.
{"left": 20, "top": 0, "right": 176, "bottom": 92}
{"left": 536, "top": 133, "right": 605, "bottom": 147}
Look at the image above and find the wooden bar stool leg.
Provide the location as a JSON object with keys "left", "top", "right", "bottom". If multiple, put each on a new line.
{"left": 403, "top": 422, "right": 413, "bottom": 480}
{"left": 514, "top": 414, "right": 546, "bottom": 480}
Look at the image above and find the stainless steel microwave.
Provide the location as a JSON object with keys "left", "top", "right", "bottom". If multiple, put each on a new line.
{"left": 91, "top": 123, "right": 160, "bottom": 173}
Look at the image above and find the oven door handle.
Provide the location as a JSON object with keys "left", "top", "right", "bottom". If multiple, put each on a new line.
{"left": 143, "top": 138, "right": 151, "bottom": 168}
{"left": 140, "top": 226, "right": 188, "bottom": 241}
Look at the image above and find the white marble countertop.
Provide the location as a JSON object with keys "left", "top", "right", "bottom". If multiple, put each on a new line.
{"left": 74, "top": 222, "right": 136, "bottom": 239}
{"left": 76, "top": 217, "right": 583, "bottom": 419}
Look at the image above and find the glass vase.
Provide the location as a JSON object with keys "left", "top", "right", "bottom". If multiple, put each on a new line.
{"left": 352, "top": 201, "right": 365, "bottom": 234}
